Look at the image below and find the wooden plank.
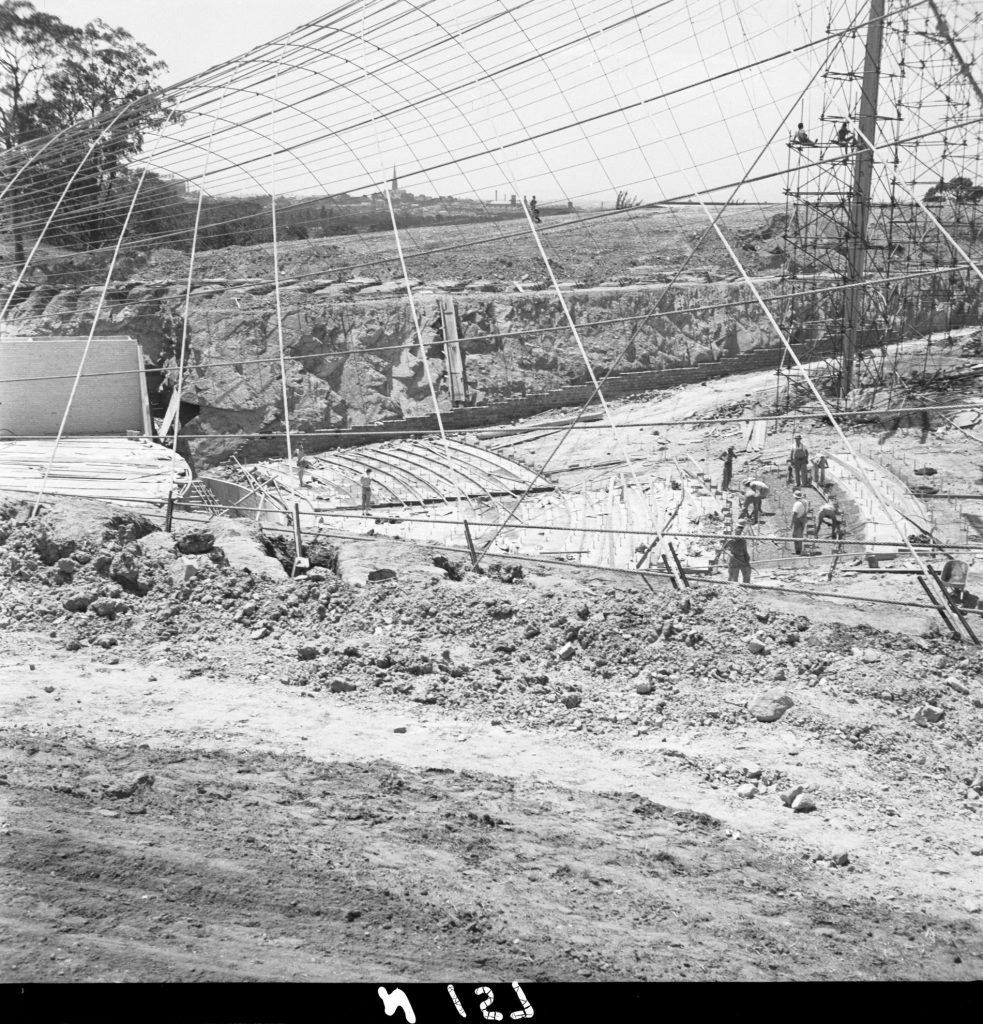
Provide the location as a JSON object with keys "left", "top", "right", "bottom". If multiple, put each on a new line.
{"left": 667, "top": 543, "right": 690, "bottom": 588}
{"left": 926, "top": 564, "right": 981, "bottom": 645}
{"left": 916, "top": 574, "right": 962, "bottom": 639}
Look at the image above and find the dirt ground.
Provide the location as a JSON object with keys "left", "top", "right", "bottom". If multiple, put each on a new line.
{"left": 3, "top": 537, "right": 983, "bottom": 981}
{"left": 3, "top": 337, "right": 983, "bottom": 984}
{"left": 1, "top": 629, "right": 981, "bottom": 983}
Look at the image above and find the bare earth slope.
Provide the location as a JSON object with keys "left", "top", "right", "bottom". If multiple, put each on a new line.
{"left": 2, "top": 493, "right": 983, "bottom": 981}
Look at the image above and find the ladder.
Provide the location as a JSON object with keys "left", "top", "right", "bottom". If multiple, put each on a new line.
{"left": 177, "top": 480, "right": 220, "bottom": 513}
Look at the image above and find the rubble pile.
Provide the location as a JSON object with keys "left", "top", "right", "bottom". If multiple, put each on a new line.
{"left": 2, "top": 493, "right": 982, "bottom": 817}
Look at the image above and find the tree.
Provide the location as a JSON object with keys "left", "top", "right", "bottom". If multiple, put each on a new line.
{"left": 0, "top": 1, "right": 169, "bottom": 264}
{"left": 0, "top": 0, "right": 78, "bottom": 264}
{"left": 924, "top": 175, "right": 983, "bottom": 205}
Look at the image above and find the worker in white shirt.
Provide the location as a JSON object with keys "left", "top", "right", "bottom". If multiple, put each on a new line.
{"left": 791, "top": 490, "right": 809, "bottom": 555}
{"left": 741, "top": 478, "right": 769, "bottom": 524}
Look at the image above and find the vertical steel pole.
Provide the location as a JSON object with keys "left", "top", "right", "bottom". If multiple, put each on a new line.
{"left": 164, "top": 492, "right": 175, "bottom": 533}
{"left": 841, "top": 0, "right": 885, "bottom": 398}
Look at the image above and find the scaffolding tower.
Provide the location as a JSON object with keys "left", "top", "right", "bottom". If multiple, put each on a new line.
{"left": 779, "top": 0, "right": 983, "bottom": 403}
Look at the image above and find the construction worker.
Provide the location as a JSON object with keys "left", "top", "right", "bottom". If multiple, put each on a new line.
{"left": 719, "top": 446, "right": 736, "bottom": 491}
{"left": 814, "top": 498, "right": 842, "bottom": 538}
{"left": 792, "top": 123, "right": 816, "bottom": 147}
{"left": 296, "top": 445, "right": 312, "bottom": 488}
{"left": 812, "top": 452, "right": 829, "bottom": 487}
{"left": 741, "top": 478, "right": 769, "bottom": 524}
{"left": 835, "top": 121, "right": 854, "bottom": 148}
{"left": 725, "top": 525, "right": 752, "bottom": 584}
{"left": 360, "top": 467, "right": 373, "bottom": 513}
{"left": 789, "top": 434, "right": 810, "bottom": 488}
{"left": 791, "top": 490, "right": 809, "bottom": 555}
{"left": 529, "top": 195, "right": 542, "bottom": 224}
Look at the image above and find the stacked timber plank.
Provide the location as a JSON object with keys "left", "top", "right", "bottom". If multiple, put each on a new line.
{"left": 0, "top": 438, "right": 191, "bottom": 508}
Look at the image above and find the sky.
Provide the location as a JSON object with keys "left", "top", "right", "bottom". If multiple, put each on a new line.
{"left": 26, "top": 2, "right": 979, "bottom": 209}
{"left": 34, "top": 1, "right": 329, "bottom": 84}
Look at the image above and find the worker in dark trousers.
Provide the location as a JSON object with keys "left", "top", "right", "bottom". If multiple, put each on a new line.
{"left": 720, "top": 446, "right": 736, "bottom": 491}
{"left": 739, "top": 478, "right": 769, "bottom": 524}
{"left": 789, "top": 434, "right": 810, "bottom": 488}
{"left": 360, "top": 467, "right": 373, "bottom": 514}
{"left": 814, "top": 499, "right": 839, "bottom": 536}
{"left": 792, "top": 123, "right": 816, "bottom": 147}
{"left": 725, "top": 526, "right": 752, "bottom": 584}
{"left": 835, "top": 121, "right": 854, "bottom": 164}
{"left": 812, "top": 452, "right": 829, "bottom": 487}
{"left": 529, "top": 196, "right": 541, "bottom": 223}
{"left": 791, "top": 490, "right": 809, "bottom": 555}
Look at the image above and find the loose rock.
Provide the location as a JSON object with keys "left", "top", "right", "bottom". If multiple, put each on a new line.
{"left": 747, "top": 636, "right": 768, "bottom": 655}
{"left": 914, "top": 704, "right": 945, "bottom": 725}
{"left": 791, "top": 793, "right": 816, "bottom": 813}
{"left": 175, "top": 530, "right": 215, "bottom": 555}
{"left": 780, "top": 785, "right": 805, "bottom": 807}
{"left": 748, "top": 690, "right": 793, "bottom": 723}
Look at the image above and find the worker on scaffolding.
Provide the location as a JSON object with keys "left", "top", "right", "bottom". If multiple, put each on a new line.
{"left": 791, "top": 490, "right": 809, "bottom": 555}
{"left": 833, "top": 120, "right": 855, "bottom": 165}
{"left": 789, "top": 433, "right": 810, "bottom": 488}
{"left": 360, "top": 467, "right": 373, "bottom": 514}
{"left": 719, "top": 445, "right": 736, "bottom": 491}
{"left": 791, "top": 122, "right": 817, "bottom": 147}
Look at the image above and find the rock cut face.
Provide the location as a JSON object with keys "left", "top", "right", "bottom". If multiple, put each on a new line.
{"left": 5, "top": 267, "right": 979, "bottom": 467}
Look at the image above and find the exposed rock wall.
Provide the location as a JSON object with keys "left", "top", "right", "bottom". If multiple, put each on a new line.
{"left": 2, "top": 272, "right": 979, "bottom": 465}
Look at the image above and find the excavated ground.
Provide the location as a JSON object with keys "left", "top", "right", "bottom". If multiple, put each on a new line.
{"left": 2, "top": 476, "right": 983, "bottom": 981}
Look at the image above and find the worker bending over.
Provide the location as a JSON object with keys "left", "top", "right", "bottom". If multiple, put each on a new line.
{"left": 814, "top": 499, "right": 843, "bottom": 539}
{"left": 741, "top": 478, "right": 769, "bottom": 524}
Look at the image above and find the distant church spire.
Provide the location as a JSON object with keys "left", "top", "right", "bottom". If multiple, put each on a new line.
{"left": 391, "top": 166, "right": 398, "bottom": 193}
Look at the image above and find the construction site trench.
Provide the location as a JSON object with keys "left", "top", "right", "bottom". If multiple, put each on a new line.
{"left": 3, "top": 332, "right": 983, "bottom": 981}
